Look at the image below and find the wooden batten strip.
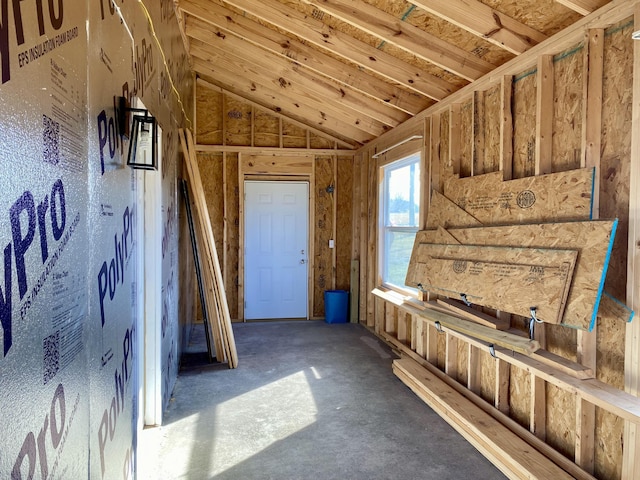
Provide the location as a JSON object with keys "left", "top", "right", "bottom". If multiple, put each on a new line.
{"left": 437, "top": 298, "right": 510, "bottom": 330}
{"left": 393, "top": 358, "right": 574, "bottom": 480}
{"left": 443, "top": 168, "right": 594, "bottom": 225}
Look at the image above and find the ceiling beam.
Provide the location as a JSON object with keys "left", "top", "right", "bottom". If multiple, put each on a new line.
{"left": 299, "top": 0, "right": 494, "bottom": 81}
{"left": 190, "top": 40, "right": 389, "bottom": 137}
{"left": 192, "top": 58, "right": 375, "bottom": 144}
{"left": 197, "top": 78, "right": 358, "bottom": 149}
{"left": 410, "top": 0, "right": 548, "bottom": 54}
{"left": 218, "top": 0, "right": 455, "bottom": 100}
{"left": 554, "top": 0, "right": 608, "bottom": 16}
{"left": 195, "top": 144, "right": 356, "bottom": 156}
{"left": 185, "top": 16, "right": 409, "bottom": 127}
{"left": 178, "top": 0, "right": 430, "bottom": 115}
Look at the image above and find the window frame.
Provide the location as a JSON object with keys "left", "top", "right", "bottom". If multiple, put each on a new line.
{"left": 378, "top": 150, "right": 422, "bottom": 295}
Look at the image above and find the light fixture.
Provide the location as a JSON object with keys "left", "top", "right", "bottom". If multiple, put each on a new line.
{"left": 117, "top": 96, "right": 158, "bottom": 171}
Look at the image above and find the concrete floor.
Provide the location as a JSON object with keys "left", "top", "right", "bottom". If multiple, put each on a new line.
{"left": 139, "top": 321, "right": 506, "bottom": 479}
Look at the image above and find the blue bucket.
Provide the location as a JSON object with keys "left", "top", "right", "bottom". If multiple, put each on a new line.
{"left": 324, "top": 290, "right": 349, "bottom": 323}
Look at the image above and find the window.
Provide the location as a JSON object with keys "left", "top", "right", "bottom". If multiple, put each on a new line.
{"left": 379, "top": 152, "right": 420, "bottom": 291}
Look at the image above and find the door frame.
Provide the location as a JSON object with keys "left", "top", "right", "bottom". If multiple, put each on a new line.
{"left": 243, "top": 180, "right": 309, "bottom": 320}
{"left": 238, "top": 154, "right": 315, "bottom": 321}
{"left": 133, "top": 98, "right": 163, "bottom": 428}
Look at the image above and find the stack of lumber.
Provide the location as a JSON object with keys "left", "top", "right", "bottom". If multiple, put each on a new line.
{"left": 179, "top": 128, "right": 238, "bottom": 368}
{"left": 393, "top": 357, "right": 582, "bottom": 480}
{"left": 406, "top": 168, "right": 620, "bottom": 331}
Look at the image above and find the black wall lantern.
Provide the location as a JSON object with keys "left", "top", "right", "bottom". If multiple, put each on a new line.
{"left": 117, "top": 96, "right": 158, "bottom": 171}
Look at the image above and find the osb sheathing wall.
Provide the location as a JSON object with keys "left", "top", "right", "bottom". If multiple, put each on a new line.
{"left": 194, "top": 86, "right": 353, "bottom": 320}
{"left": 357, "top": 4, "right": 639, "bottom": 479}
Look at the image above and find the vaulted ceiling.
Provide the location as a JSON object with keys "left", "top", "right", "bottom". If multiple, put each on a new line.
{"left": 174, "top": 0, "right": 610, "bottom": 148}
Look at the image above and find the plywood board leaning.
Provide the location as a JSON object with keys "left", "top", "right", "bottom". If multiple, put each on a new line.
{"left": 409, "top": 243, "right": 578, "bottom": 324}
{"left": 426, "top": 190, "right": 482, "bottom": 229}
{"left": 393, "top": 358, "right": 575, "bottom": 480}
{"left": 411, "top": 219, "right": 617, "bottom": 330}
{"left": 443, "top": 167, "right": 594, "bottom": 225}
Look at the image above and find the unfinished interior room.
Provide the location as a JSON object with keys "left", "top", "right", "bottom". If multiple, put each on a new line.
{"left": 4, "top": 0, "right": 640, "bottom": 478}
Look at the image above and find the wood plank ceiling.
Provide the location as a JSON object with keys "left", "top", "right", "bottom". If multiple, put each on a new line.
{"left": 174, "top": 0, "right": 610, "bottom": 148}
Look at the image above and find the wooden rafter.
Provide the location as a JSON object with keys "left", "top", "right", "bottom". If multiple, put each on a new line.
{"left": 193, "top": 60, "right": 372, "bottom": 144}
{"left": 185, "top": 16, "right": 409, "bottom": 127}
{"left": 555, "top": 0, "right": 608, "bottom": 16}
{"left": 190, "top": 41, "right": 386, "bottom": 137}
{"left": 197, "top": 78, "right": 356, "bottom": 149}
{"left": 217, "top": 0, "right": 455, "bottom": 100}
{"left": 298, "top": 0, "right": 494, "bottom": 81}
{"left": 410, "top": 0, "right": 547, "bottom": 55}
{"left": 178, "top": 0, "right": 429, "bottom": 116}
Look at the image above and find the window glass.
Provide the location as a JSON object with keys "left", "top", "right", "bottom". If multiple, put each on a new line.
{"left": 380, "top": 153, "right": 420, "bottom": 291}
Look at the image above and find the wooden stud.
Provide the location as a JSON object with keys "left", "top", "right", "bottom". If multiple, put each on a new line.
{"left": 222, "top": 152, "right": 229, "bottom": 314}
{"left": 410, "top": 314, "right": 417, "bottom": 351}
{"left": 237, "top": 155, "right": 244, "bottom": 321}
{"left": 331, "top": 155, "right": 337, "bottom": 291}
{"left": 415, "top": 316, "right": 425, "bottom": 357}
{"left": 350, "top": 259, "right": 359, "bottom": 324}
{"left": 468, "top": 344, "right": 482, "bottom": 395}
{"left": 398, "top": 312, "right": 408, "bottom": 344}
{"left": 385, "top": 304, "right": 396, "bottom": 334}
{"left": 535, "top": 55, "right": 554, "bottom": 176}
{"left": 575, "top": 29, "right": 603, "bottom": 473}
{"left": 360, "top": 151, "right": 369, "bottom": 325}
{"left": 222, "top": 94, "right": 227, "bottom": 146}
{"left": 445, "top": 333, "right": 458, "bottom": 378}
{"left": 530, "top": 374, "right": 546, "bottom": 440}
{"left": 472, "top": 90, "right": 485, "bottom": 176}
{"left": 500, "top": 75, "right": 514, "bottom": 182}
{"left": 421, "top": 118, "right": 430, "bottom": 230}
{"left": 449, "top": 104, "right": 462, "bottom": 176}
{"left": 623, "top": 6, "right": 640, "bottom": 479}
{"left": 427, "top": 323, "right": 439, "bottom": 364}
{"left": 367, "top": 152, "right": 377, "bottom": 327}
{"left": 430, "top": 113, "right": 442, "bottom": 195}
{"left": 495, "top": 359, "right": 510, "bottom": 415}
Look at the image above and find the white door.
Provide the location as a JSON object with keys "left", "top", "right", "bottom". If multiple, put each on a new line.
{"left": 244, "top": 181, "right": 308, "bottom": 319}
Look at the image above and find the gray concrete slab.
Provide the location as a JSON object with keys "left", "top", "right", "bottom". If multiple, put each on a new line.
{"left": 139, "top": 321, "right": 506, "bottom": 479}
